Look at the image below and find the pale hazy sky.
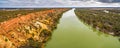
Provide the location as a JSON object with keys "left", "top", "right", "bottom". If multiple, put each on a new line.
{"left": 0, "top": 0, "right": 120, "bottom": 8}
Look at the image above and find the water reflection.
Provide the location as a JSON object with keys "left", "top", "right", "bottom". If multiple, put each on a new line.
{"left": 118, "top": 38, "right": 120, "bottom": 42}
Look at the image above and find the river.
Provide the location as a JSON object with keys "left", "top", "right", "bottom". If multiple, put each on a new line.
{"left": 45, "top": 9, "right": 120, "bottom": 48}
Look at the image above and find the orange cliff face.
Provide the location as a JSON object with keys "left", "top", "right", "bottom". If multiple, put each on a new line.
{"left": 0, "top": 8, "right": 70, "bottom": 48}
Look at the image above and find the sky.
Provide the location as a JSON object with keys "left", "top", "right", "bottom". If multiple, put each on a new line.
{"left": 0, "top": 0, "right": 120, "bottom": 8}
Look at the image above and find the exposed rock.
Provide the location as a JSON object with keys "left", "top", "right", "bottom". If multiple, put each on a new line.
{"left": 0, "top": 8, "right": 70, "bottom": 48}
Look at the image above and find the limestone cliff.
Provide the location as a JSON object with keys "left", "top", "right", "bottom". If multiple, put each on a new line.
{"left": 0, "top": 8, "right": 70, "bottom": 48}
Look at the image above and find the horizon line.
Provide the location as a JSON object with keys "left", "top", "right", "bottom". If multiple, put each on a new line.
{"left": 0, "top": 6, "right": 120, "bottom": 8}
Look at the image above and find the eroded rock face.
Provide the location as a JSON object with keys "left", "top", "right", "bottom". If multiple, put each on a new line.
{"left": 0, "top": 8, "right": 70, "bottom": 48}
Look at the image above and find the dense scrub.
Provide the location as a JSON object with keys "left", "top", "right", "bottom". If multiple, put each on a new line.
{"left": 75, "top": 8, "right": 120, "bottom": 36}
{"left": 0, "top": 8, "right": 51, "bottom": 22}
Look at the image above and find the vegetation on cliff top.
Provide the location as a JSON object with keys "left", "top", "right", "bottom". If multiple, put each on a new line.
{"left": 75, "top": 8, "right": 120, "bottom": 36}
{"left": 0, "top": 8, "right": 51, "bottom": 22}
{"left": 0, "top": 8, "right": 70, "bottom": 48}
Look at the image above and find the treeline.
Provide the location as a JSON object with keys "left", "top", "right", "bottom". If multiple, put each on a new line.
{"left": 75, "top": 8, "right": 120, "bottom": 36}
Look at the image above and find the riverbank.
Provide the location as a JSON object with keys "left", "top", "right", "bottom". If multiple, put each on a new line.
{"left": 0, "top": 8, "right": 70, "bottom": 48}
{"left": 45, "top": 9, "right": 120, "bottom": 48}
{"left": 75, "top": 8, "right": 120, "bottom": 36}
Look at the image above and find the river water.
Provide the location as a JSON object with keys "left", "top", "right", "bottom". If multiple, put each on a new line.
{"left": 45, "top": 9, "right": 120, "bottom": 48}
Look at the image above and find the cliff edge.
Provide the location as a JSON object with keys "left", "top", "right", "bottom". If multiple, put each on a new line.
{"left": 0, "top": 8, "right": 70, "bottom": 48}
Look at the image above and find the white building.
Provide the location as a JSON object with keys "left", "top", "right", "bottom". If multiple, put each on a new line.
{"left": 103, "top": 10, "right": 109, "bottom": 13}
